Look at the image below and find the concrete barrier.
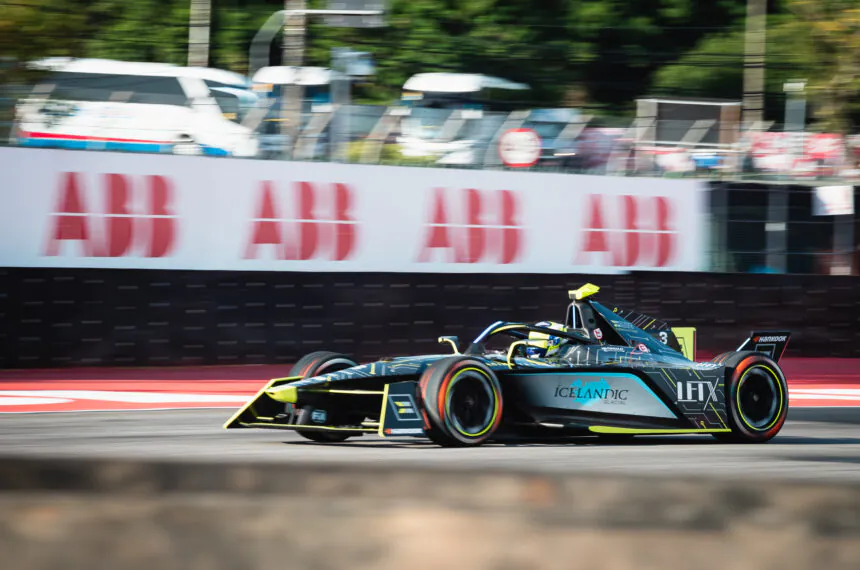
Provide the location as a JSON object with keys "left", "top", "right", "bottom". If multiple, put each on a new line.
{"left": 0, "top": 457, "right": 859, "bottom": 570}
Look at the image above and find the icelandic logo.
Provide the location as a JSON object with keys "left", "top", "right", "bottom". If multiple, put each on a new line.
{"left": 676, "top": 381, "right": 717, "bottom": 407}
{"left": 554, "top": 378, "right": 628, "bottom": 405}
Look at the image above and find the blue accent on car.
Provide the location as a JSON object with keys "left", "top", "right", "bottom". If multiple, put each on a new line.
{"left": 517, "top": 371, "right": 676, "bottom": 416}
{"left": 472, "top": 320, "right": 505, "bottom": 343}
{"left": 566, "top": 377, "right": 612, "bottom": 405}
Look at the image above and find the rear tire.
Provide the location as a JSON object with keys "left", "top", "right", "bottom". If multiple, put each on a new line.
{"left": 418, "top": 357, "right": 503, "bottom": 447}
{"left": 288, "top": 351, "right": 358, "bottom": 443}
{"left": 713, "top": 351, "right": 788, "bottom": 443}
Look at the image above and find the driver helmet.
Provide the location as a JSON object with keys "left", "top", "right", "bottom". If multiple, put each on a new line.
{"left": 525, "top": 321, "right": 569, "bottom": 358}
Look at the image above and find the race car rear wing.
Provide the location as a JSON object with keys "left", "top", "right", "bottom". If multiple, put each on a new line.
{"left": 737, "top": 331, "right": 791, "bottom": 362}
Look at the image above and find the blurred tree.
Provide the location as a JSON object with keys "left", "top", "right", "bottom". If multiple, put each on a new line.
{"left": 82, "top": 0, "right": 190, "bottom": 65}
{"left": 1, "top": 0, "right": 817, "bottom": 117}
{"left": 567, "top": 0, "right": 749, "bottom": 111}
{"left": 786, "top": 0, "right": 860, "bottom": 133}
{"left": 653, "top": 4, "right": 860, "bottom": 132}
{"left": 651, "top": 16, "right": 817, "bottom": 123}
{"left": 303, "top": 0, "right": 756, "bottom": 109}
{"left": 0, "top": 1, "right": 89, "bottom": 64}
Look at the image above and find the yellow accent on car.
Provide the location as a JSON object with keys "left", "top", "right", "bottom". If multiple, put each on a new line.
{"left": 239, "top": 423, "right": 376, "bottom": 433}
{"left": 589, "top": 426, "right": 732, "bottom": 434}
{"left": 672, "top": 327, "right": 697, "bottom": 360}
{"left": 377, "top": 384, "right": 391, "bottom": 438}
{"left": 265, "top": 385, "right": 298, "bottom": 403}
{"left": 736, "top": 364, "right": 784, "bottom": 432}
{"left": 444, "top": 367, "right": 500, "bottom": 438}
{"left": 302, "top": 389, "right": 385, "bottom": 395}
{"left": 569, "top": 283, "right": 600, "bottom": 300}
{"left": 438, "top": 337, "right": 460, "bottom": 354}
{"left": 506, "top": 340, "right": 529, "bottom": 367}
{"left": 222, "top": 375, "right": 302, "bottom": 429}
{"left": 710, "top": 403, "right": 728, "bottom": 429}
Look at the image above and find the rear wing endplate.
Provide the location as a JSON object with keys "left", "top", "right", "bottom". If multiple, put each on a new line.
{"left": 737, "top": 331, "right": 791, "bottom": 362}
{"left": 671, "top": 327, "right": 697, "bottom": 361}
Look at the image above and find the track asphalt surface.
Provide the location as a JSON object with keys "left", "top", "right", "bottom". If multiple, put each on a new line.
{"left": 0, "top": 359, "right": 858, "bottom": 484}
{"left": 0, "top": 407, "right": 858, "bottom": 484}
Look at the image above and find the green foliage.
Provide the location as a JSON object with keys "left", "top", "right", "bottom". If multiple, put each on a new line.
{"left": 652, "top": 16, "right": 817, "bottom": 114}
{"left": 0, "top": 1, "right": 89, "bottom": 66}
{"left": 82, "top": 0, "right": 190, "bottom": 65}
{"left": 345, "top": 140, "right": 438, "bottom": 166}
{"left": 784, "top": 0, "right": 860, "bottom": 132}
{"left": 0, "top": 0, "right": 857, "bottom": 128}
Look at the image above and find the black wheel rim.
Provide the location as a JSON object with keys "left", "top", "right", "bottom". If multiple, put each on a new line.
{"left": 737, "top": 366, "right": 780, "bottom": 430}
{"left": 447, "top": 373, "right": 494, "bottom": 436}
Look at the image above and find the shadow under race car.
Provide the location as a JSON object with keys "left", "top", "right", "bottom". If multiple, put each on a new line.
{"left": 224, "top": 284, "right": 791, "bottom": 447}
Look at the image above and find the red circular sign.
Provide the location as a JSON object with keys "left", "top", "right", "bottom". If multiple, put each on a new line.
{"left": 498, "top": 128, "right": 542, "bottom": 168}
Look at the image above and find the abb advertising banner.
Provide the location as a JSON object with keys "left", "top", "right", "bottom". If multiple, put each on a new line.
{"left": 0, "top": 147, "right": 706, "bottom": 274}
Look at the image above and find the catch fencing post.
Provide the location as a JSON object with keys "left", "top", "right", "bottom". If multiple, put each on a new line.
{"left": 248, "top": 4, "right": 386, "bottom": 159}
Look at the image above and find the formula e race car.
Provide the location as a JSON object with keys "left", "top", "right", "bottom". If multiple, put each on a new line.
{"left": 224, "top": 284, "right": 791, "bottom": 447}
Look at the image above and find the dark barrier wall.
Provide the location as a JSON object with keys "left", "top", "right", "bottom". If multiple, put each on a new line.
{"left": 1, "top": 268, "right": 858, "bottom": 368}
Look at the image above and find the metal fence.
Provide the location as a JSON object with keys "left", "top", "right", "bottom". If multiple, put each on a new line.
{"left": 4, "top": 80, "right": 860, "bottom": 184}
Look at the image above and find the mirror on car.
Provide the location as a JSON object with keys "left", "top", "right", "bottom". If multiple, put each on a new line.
{"left": 437, "top": 336, "right": 460, "bottom": 354}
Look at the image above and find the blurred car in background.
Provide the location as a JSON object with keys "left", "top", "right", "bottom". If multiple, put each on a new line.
{"left": 400, "top": 72, "right": 530, "bottom": 111}
{"left": 396, "top": 72, "right": 526, "bottom": 165}
{"left": 10, "top": 58, "right": 259, "bottom": 157}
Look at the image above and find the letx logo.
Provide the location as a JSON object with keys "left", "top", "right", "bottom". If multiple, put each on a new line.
{"left": 676, "top": 380, "right": 717, "bottom": 408}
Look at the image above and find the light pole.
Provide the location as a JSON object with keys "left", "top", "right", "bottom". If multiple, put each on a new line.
{"left": 742, "top": 0, "right": 766, "bottom": 128}
{"left": 248, "top": 7, "right": 384, "bottom": 158}
{"left": 783, "top": 80, "right": 807, "bottom": 133}
{"left": 187, "top": 0, "right": 212, "bottom": 67}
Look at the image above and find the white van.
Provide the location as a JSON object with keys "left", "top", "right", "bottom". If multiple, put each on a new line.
{"left": 11, "top": 58, "right": 259, "bottom": 157}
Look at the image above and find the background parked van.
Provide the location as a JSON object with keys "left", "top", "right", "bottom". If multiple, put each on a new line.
{"left": 10, "top": 58, "right": 259, "bottom": 157}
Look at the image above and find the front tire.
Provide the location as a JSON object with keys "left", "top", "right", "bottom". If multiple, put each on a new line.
{"left": 713, "top": 351, "right": 788, "bottom": 443}
{"left": 289, "top": 351, "right": 358, "bottom": 443}
{"left": 418, "top": 357, "right": 503, "bottom": 447}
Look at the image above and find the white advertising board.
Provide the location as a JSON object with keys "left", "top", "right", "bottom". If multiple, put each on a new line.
{"left": 0, "top": 147, "right": 707, "bottom": 273}
{"left": 813, "top": 185, "right": 854, "bottom": 216}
